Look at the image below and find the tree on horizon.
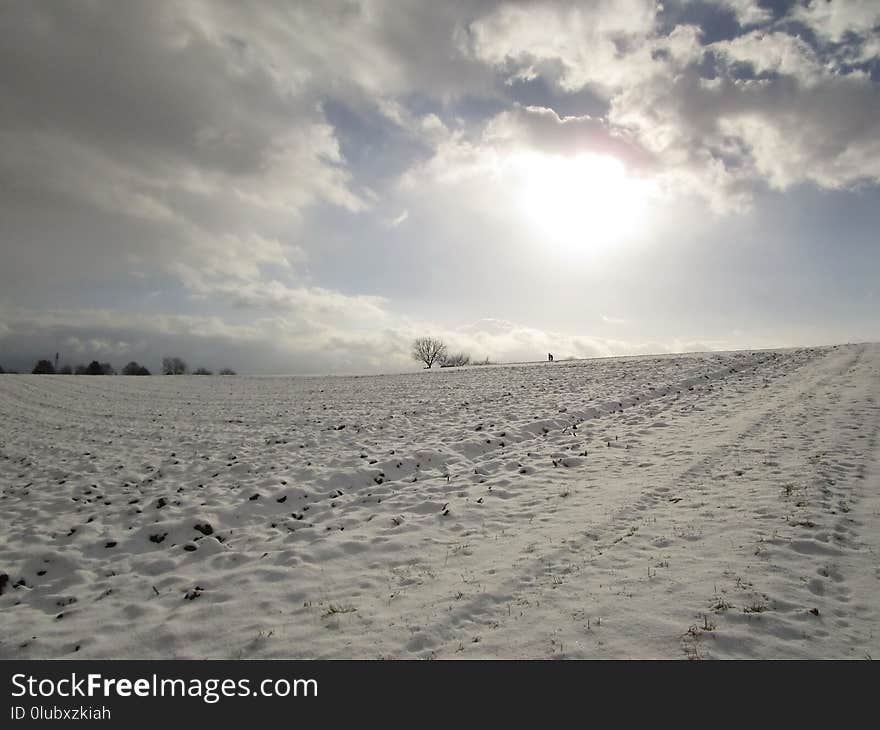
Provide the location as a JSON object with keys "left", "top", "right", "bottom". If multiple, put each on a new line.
{"left": 83, "top": 360, "right": 115, "bottom": 375}
{"left": 411, "top": 337, "right": 447, "bottom": 369}
{"left": 122, "top": 361, "right": 151, "bottom": 376}
{"left": 162, "top": 356, "right": 188, "bottom": 375}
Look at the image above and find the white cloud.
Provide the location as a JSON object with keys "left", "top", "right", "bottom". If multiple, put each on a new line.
{"left": 468, "top": 0, "right": 661, "bottom": 93}
{"left": 387, "top": 210, "right": 409, "bottom": 228}
{"left": 601, "top": 314, "right": 629, "bottom": 325}
{"left": 703, "top": 1, "right": 773, "bottom": 27}
{"left": 447, "top": 318, "right": 729, "bottom": 362}
{"left": 400, "top": 103, "right": 653, "bottom": 202}
{"left": 712, "top": 31, "right": 823, "bottom": 82}
{"left": 460, "top": 1, "right": 880, "bottom": 211}
{"left": 792, "top": 0, "right": 880, "bottom": 43}
{"left": 483, "top": 105, "right": 652, "bottom": 167}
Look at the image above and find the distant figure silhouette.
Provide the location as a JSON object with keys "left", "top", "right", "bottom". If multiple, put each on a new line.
{"left": 548, "top": 353, "right": 554, "bottom": 362}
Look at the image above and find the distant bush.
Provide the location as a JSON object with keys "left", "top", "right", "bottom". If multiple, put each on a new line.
{"left": 193, "top": 367, "right": 212, "bottom": 375}
{"left": 440, "top": 352, "right": 470, "bottom": 368}
{"left": 219, "top": 368, "right": 236, "bottom": 375}
{"left": 122, "top": 361, "right": 150, "bottom": 376}
{"left": 162, "top": 356, "right": 188, "bottom": 375}
{"left": 59, "top": 364, "right": 73, "bottom": 375}
{"left": 80, "top": 360, "right": 114, "bottom": 375}
{"left": 0, "top": 365, "right": 4, "bottom": 374}
{"left": 471, "top": 357, "right": 493, "bottom": 366}
{"left": 32, "top": 360, "right": 56, "bottom": 374}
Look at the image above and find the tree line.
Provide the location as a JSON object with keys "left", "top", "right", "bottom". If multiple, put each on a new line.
{"left": 0, "top": 357, "right": 236, "bottom": 375}
{"left": 161, "top": 357, "right": 236, "bottom": 376}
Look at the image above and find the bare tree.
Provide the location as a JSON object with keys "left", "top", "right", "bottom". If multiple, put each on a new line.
{"left": 411, "top": 337, "right": 447, "bottom": 369}
{"left": 440, "top": 351, "right": 470, "bottom": 368}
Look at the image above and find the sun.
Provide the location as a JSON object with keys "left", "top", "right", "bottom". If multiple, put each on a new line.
{"left": 512, "top": 152, "right": 651, "bottom": 250}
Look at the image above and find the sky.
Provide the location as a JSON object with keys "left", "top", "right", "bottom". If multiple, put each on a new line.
{"left": 0, "top": 0, "right": 878, "bottom": 374}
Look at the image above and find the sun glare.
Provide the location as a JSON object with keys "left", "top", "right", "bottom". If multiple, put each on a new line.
{"left": 512, "top": 152, "right": 651, "bottom": 250}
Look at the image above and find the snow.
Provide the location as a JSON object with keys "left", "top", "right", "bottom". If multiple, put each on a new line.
{"left": 1, "top": 343, "right": 878, "bottom": 659}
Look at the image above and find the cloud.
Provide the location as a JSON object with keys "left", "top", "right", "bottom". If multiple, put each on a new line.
{"left": 714, "top": 75, "right": 880, "bottom": 191}
{"left": 0, "top": 305, "right": 732, "bottom": 375}
{"left": 711, "top": 31, "right": 823, "bottom": 82}
{"left": 5, "top": 0, "right": 877, "bottom": 261}
{"left": 400, "top": 102, "right": 653, "bottom": 197}
{"left": 601, "top": 314, "right": 629, "bottom": 325}
{"left": 387, "top": 210, "right": 409, "bottom": 228}
{"left": 691, "top": 1, "right": 772, "bottom": 28}
{"left": 451, "top": 318, "right": 617, "bottom": 360}
{"left": 65, "top": 337, "right": 135, "bottom": 358}
{"left": 483, "top": 105, "right": 652, "bottom": 168}
{"left": 463, "top": 1, "right": 880, "bottom": 210}
{"left": 0, "top": 1, "right": 366, "bottom": 303}
{"left": 467, "top": 0, "right": 660, "bottom": 93}
{"left": 0, "top": 304, "right": 396, "bottom": 374}
{"left": 792, "top": 0, "right": 880, "bottom": 43}
{"left": 447, "top": 318, "right": 729, "bottom": 362}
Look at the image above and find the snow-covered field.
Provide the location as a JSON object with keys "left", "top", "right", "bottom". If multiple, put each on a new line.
{"left": 1, "top": 343, "right": 878, "bottom": 659}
